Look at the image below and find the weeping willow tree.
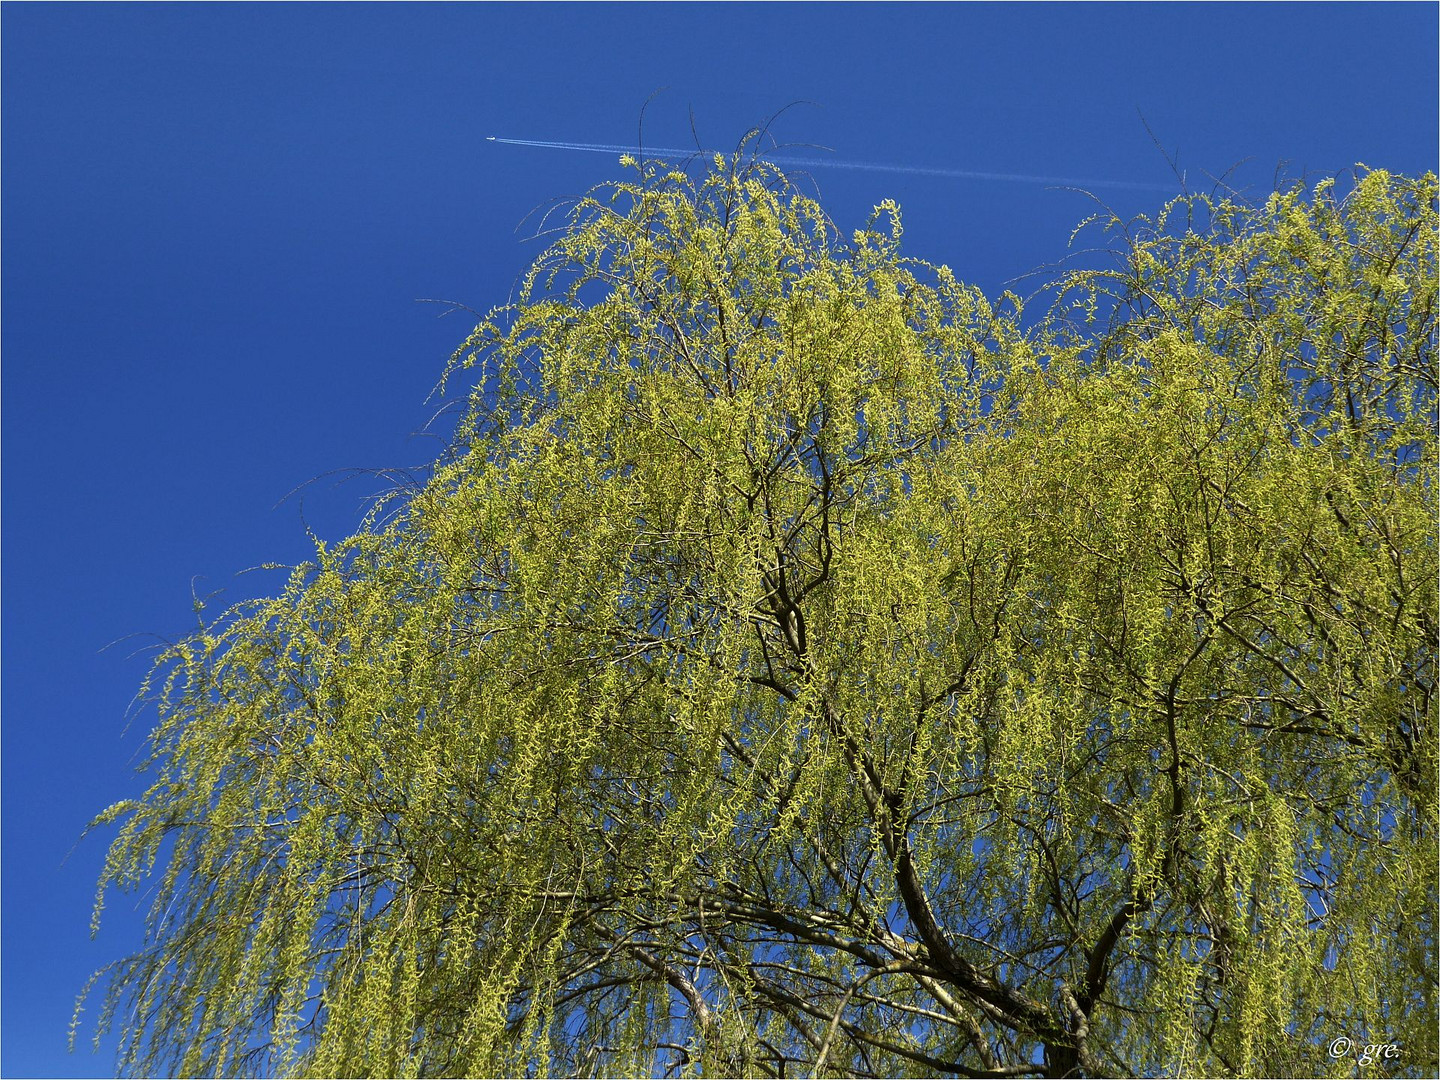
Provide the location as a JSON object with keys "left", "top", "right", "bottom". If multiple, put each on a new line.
{"left": 79, "top": 153, "right": 1436, "bottom": 1079}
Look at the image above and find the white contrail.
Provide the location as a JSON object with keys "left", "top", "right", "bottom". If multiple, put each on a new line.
{"left": 486, "top": 136, "right": 1178, "bottom": 193}
{"left": 489, "top": 136, "right": 698, "bottom": 157}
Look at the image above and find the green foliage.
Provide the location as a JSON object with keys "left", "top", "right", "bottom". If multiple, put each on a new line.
{"left": 81, "top": 154, "right": 1437, "bottom": 1078}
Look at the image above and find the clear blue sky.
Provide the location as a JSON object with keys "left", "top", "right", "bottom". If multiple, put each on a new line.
{"left": 3, "top": 4, "right": 1435, "bottom": 1075}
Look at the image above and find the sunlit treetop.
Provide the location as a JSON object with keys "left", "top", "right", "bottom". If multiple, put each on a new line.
{"left": 81, "top": 149, "right": 1437, "bottom": 1078}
